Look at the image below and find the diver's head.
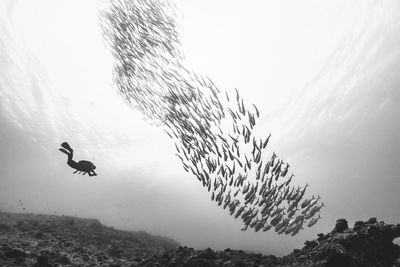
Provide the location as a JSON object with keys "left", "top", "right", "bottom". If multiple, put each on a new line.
{"left": 92, "top": 164, "right": 96, "bottom": 170}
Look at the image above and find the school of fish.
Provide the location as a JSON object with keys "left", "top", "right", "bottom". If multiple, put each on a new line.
{"left": 100, "top": 0, "right": 323, "bottom": 236}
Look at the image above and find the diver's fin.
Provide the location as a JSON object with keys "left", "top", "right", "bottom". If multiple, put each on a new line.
{"left": 59, "top": 148, "right": 70, "bottom": 154}
{"left": 61, "top": 142, "right": 72, "bottom": 152}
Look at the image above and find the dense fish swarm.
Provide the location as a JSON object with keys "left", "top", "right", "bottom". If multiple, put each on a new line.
{"left": 100, "top": 0, "right": 323, "bottom": 236}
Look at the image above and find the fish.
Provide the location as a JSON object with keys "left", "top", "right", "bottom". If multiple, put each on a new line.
{"left": 235, "top": 88, "right": 240, "bottom": 102}
{"left": 307, "top": 215, "right": 321, "bottom": 227}
{"left": 264, "top": 162, "right": 271, "bottom": 175}
{"left": 274, "top": 161, "right": 283, "bottom": 176}
{"left": 234, "top": 206, "right": 246, "bottom": 219}
{"left": 308, "top": 195, "right": 322, "bottom": 207}
{"left": 288, "top": 201, "right": 298, "bottom": 212}
{"left": 252, "top": 104, "right": 259, "bottom": 118}
{"left": 277, "top": 225, "right": 288, "bottom": 235}
{"left": 164, "top": 129, "right": 174, "bottom": 139}
{"left": 229, "top": 134, "right": 239, "bottom": 143}
{"left": 287, "top": 208, "right": 297, "bottom": 218}
{"left": 262, "top": 134, "right": 271, "bottom": 149}
{"left": 241, "top": 209, "right": 252, "bottom": 220}
{"left": 271, "top": 159, "right": 280, "bottom": 174}
{"left": 271, "top": 152, "right": 277, "bottom": 166}
{"left": 281, "top": 163, "right": 289, "bottom": 177}
{"left": 229, "top": 204, "right": 237, "bottom": 215}
{"left": 263, "top": 224, "right": 272, "bottom": 232}
{"left": 250, "top": 218, "right": 259, "bottom": 228}
{"left": 301, "top": 203, "right": 313, "bottom": 215}
{"left": 245, "top": 155, "right": 251, "bottom": 169}
{"left": 282, "top": 186, "right": 290, "bottom": 199}
{"left": 258, "top": 197, "right": 267, "bottom": 208}
{"left": 100, "top": 0, "right": 323, "bottom": 236}
{"left": 229, "top": 175, "right": 234, "bottom": 186}
{"left": 291, "top": 215, "right": 305, "bottom": 226}
{"left": 260, "top": 203, "right": 270, "bottom": 217}
{"left": 223, "top": 198, "right": 231, "bottom": 210}
{"left": 284, "top": 225, "right": 295, "bottom": 235}
{"left": 309, "top": 202, "right": 325, "bottom": 217}
{"left": 275, "top": 218, "right": 290, "bottom": 233}
{"left": 270, "top": 207, "right": 284, "bottom": 218}
{"left": 242, "top": 183, "right": 250, "bottom": 194}
{"left": 297, "top": 183, "right": 309, "bottom": 201}
{"left": 285, "top": 174, "right": 294, "bottom": 187}
{"left": 275, "top": 196, "right": 284, "bottom": 206}
{"left": 277, "top": 182, "right": 285, "bottom": 191}
{"left": 255, "top": 150, "right": 261, "bottom": 164}
{"left": 218, "top": 195, "right": 224, "bottom": 206}
{"left": 254, "top": 221, "right": 264, "bottom": 232}
{"left": 290, "top": 224, "right": 304, "bottom": 236}
{"left": 268, "top": 176, "right": 273, "bottom": 188}
{"left": 301, "top": 196, "right": 315, "bottom": 209}
{"left": 270, "top": 213, "right": 284, "bottom": 227}
{"left": 248, "top": 111, "right": 254, "bottom": 128}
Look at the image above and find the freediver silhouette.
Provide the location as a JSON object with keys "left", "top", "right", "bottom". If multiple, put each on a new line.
{"left": 59, "top": 142, "right": 97, "bottom": 176}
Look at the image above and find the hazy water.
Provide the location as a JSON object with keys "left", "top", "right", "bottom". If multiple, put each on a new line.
{"left": 1, "top": 0, "right": 400, "bottom": 255}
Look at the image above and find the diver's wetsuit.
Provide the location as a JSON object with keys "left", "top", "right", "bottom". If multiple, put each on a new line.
{"left": 59, "top": 142, "right": 97, "bottom": 176}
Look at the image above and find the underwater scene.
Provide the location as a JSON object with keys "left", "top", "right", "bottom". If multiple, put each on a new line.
{"left": 1, "top": 0, "right": 400, "bottom": 266}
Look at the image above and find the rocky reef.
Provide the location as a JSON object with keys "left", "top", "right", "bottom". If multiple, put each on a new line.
{"left": 0, "top": 211, "right": 179, "bottom": 266}
{"left": 279, "top": 218, "right": 400, "bottom": 266}
{"left": 138, "top": 217, "right": 400, "bottom": 266}
{"left": 1, "top": 211, "right": 399, "bottom": 266}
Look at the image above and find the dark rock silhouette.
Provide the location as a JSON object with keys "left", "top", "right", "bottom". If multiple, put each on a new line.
{"left": 1, "top": 211, "right": 399, "bottom": 266}
{"left": 333, "top": 218, "right": 348, "bottom": 233}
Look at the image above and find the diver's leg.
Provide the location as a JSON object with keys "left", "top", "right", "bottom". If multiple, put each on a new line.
{"left": 59, "top": 147, "right": 74, "bottom": 162}
{"left": 66, "top": 151, "right": 77, "bottom": 168}
{"left": 73, "top": 170, "right": 78, "bottom": 173}
{"left": 68, "top": 150, "right": 73, "bottom": 161}
{"left": 59, "top": 148, "right": 75, "bottom": 168}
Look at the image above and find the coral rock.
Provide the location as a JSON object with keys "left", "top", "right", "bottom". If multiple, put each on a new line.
{"left": 333, "top": 218, "right": 348, "bottom": 233}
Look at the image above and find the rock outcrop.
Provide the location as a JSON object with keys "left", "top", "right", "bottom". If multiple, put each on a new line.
{"left": 135, "top": 217, "right": 400, "bottom": 266}
{"left": 0, "top": 211, "right": 179, "bottom": 266}
{"left": 280, "top": 217, "right": 400, "bottom": 266}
